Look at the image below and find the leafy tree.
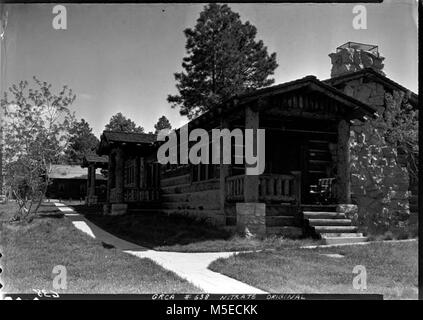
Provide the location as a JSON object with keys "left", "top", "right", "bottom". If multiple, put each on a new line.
{"left": 64, "top": 118, "right": 99, "bottom": 163}
{"left": 104, "top": 112, "right": 144, "bottom": 133}
{"left": 154, "top": 115, "right": 172, "bottom": 134}
{"left": 1, "top": 77, "right": 76, "bottom": 220}
{"left": 168, "top": 3, "right": 278, "bottom": 119}
{"left": 383, "top": 92, "right": 418, "bottom": 182}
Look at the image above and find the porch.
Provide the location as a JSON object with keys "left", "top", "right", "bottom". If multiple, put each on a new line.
{"left": 216, "top": 75, "right": 376, "bottom": 237}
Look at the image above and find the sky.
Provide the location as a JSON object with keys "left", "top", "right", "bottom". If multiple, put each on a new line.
{"left": 0, "top": 1, "right": 418, "bottom": 137}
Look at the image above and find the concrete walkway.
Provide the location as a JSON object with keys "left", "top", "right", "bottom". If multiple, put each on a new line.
{"left": 53, "top": 202, "right": 144, "bottom": 251}
{"left": 52, "top": 201, "right": 266, "bottom": 294}
{"left": 126, "top": 250, "right": 266, "bottom": 294}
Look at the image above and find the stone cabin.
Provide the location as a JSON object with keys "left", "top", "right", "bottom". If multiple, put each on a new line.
{"left": 96, "top": 42, "right": 418, "bottom": 244}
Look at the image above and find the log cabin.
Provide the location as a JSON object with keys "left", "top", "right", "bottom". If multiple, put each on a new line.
{"left": 96, "top": 43, "right": 418, "bottom": 242}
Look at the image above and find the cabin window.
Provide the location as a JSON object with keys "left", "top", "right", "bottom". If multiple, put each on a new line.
{"left": 124, "top": 158, "right": 136, "bottom": 186}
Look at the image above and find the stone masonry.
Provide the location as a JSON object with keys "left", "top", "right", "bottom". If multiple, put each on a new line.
{"left": 329, "top": 45, "right": 411, "bottom": 231}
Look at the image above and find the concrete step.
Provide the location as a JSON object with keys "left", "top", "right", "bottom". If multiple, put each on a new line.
{"left": 313, "top": 226, "right": 358, "bottom": 233}
{"left": 321, "top": 232, "right": 364, "bottom": 238}
{"left": 266, "top": 216, "right": 297, "bottom": 227}
{"left": 307, "top": 218, "right": 352, "bottom": 226}
{"left": 266, "top": 226, "right": 303, "bottom": 238}
{"left": 303, "top": 211, "right": 346, "bottom": 219}
{"left": 322, "top": 236, "right": 368, "bottom": 245}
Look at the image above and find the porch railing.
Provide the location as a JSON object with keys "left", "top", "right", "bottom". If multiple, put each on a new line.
{"left": 226, "top": 175, "right": 245, "bottom": 202}
{"left": 226, "top": 173, "right": 301, "bottom": 203}
{"left": 124, "top": 187, "right": 160, "bottom": 202}
{"left": 259, "top": 174, "right": 298, "bottom": 202}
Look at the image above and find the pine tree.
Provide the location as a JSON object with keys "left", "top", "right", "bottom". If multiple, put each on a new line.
{"left": 105, "top": 112, "right": 144, "bottom": 133}
{"left": 168, "top": 3, "right": 278, "bottom": 119}
{"left": 154, "top": 115, "right": 172, "bottom": 134}
{"left": 64, "top": 118, "right": 99, "bottom": 163}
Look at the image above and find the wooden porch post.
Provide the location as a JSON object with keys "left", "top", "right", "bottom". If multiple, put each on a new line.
{"left": 86, "top": 165, "right": 91, "bottom": 200}
{"left": 236, "top": 104, "right": 265, "bottom": 237}
{"left": 115, "top": 147, "right": 124, "bottom": 203}
{"left": 106, "top": 153, "right": 114, "bottom": 203}
{"left": 219, "top": 118, "right": 230, "bottom": 213}
{"left": 337, "top": 119, "right": 351, "bottom": 204}
{"left": 243, "top": 105, "right": 260, "bottom": 202}
{"left": 87, "top": 164, "right": 96, "bottom": 204}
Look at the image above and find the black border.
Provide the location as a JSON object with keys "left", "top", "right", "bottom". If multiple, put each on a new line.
{"left": 0, "top": 0, "right": 420, "bottom": 303}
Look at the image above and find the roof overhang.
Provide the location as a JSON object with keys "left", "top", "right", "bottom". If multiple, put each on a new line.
{"left": 97, "top": 131, "right": 157, "bottom": 155}
{"left": 232, "top": 76, "right": 377, "bottom": 121}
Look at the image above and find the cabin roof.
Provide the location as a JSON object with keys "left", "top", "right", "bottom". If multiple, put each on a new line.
{"left": 322, "top": 68, "right": 418, "bottom": 106}
{"left": 185, "top": 75, "right": 379, "bottom": 129}
{"left": 234, "top": 75, "right": 377, "bottom": 117}
{"left": 81, "top": 154, "right": 108, "bottom": 168}
{"left": 97, "top": 131, "right": 157, "bottom": 155}
{"left": 102, "top": 131, "right": 157, "bottom": 144}
{"left": 49, "top": 164, "right": 106, "bottom": 180}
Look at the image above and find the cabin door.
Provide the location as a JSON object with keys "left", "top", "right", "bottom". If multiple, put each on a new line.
{"left": 300, "top": 137, "right": 334, "bottom": 204}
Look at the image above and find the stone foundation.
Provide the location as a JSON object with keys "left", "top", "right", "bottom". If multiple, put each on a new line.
{"left": 236, "top": 202, "right": 266, "bottom": 238}
{"left": 110, "top": 203, "right": 127, "bottom": 215}
{"left": 103, "top": 203, "right": 128, "bottom": 216}
{"left": 337, "top": 204, "right": 359, "bottom": 224}
{"left": 86, "top": 195, "right": 98, "bottom": 206}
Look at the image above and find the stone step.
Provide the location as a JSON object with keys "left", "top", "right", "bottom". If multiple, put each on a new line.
{"left": 322, "top": 236, "right": 368, "bottom": 245}
{"left": 313, "top": 226, "right": 358, "bottom": 233}
{"left": 266, "top": 216, "right": 297, "bottom": 227}
{"left": 303, "top": 211, "right": 346, "bottom": 219}
{"left": 307, "top": 218, "right": 352, "bottom": 226}
{"left": 321, "top": 232, "right": 364, "bottom": 238}
{"left": 266, "top": 226, "right": 303, "bottom": 238}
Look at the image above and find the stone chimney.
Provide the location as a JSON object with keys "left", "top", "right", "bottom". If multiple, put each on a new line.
{"left": 329, "top": 42, "right": 385, "bottom": 78}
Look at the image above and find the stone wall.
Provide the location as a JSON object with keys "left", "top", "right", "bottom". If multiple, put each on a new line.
{"left": 328, "top": 44, "right": 414, "bottom": 232}
{"left": 342, "top": 81, "right": 411, "bottom": 231}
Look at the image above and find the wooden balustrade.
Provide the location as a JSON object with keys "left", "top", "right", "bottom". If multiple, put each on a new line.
{"left": 226, "top": 173, "right": 301, "bottom": 203}
{"left": 123, "top": 187, "right": 160, "bottom": 202}
{"left": 226, "top": 175, "right": 245, "bottom": 202}
{"left": 259, "top": 174, "right": 296, "bottom": 202}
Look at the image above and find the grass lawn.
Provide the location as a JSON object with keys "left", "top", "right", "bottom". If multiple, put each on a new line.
{"left": 72, "top": 205, "right": 321, "bottom": 252}
{"left": 0, "top": 202, "right": 201, "bottom": 293}
{"left": 209, "top": 240, "right": 418, "bottom": 299}
{"left": 73, "top": 206, "right": 318, "bottom": 252}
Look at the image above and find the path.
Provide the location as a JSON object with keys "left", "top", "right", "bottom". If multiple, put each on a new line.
{"left": 52, "top": 201, "right": 266, "bottom": 294}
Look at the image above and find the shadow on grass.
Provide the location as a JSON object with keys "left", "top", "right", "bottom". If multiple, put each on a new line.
{"left": 69, "top": 204, "right": 321, "bottom": 252}
{"left": 71, "top": 205, "right": 232, "bottom": 250}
